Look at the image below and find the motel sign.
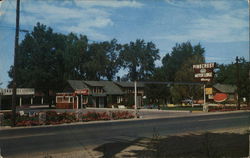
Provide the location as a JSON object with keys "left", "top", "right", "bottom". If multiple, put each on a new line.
{"left": 193, "top": 63, "right": 216, "bottom": 82}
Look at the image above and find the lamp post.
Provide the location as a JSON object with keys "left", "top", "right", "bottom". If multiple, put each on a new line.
{"left": 11, "top": 0, "right": 20, "bottom": 126}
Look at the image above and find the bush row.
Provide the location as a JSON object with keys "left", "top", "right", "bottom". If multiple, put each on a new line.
{"left": 1, "top": 111, "right": 135, "bottom": 127}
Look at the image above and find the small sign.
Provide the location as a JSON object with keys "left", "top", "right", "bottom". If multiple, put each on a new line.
{"left": 200, "top": 78, "right": 211, "bottom": 82}
{"left": 194, "top": 72, "right": 213, "bottom": 78}
{"left": 75, "top": 89, "right": 89, "bottom": 95}
{"left": 193, "top": 63, "right": 215, "bottom": 69}
{"left": 208, "top": 94, "right": 214, "bottom": 99}
{"left": 205, "top": 88, "right": 213, "bottom": 95}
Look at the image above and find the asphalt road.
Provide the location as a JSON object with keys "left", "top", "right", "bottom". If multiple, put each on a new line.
{"left": 0, "top": 111, "right": 249, "bottom": 157}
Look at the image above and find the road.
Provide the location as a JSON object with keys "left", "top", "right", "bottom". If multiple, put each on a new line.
{"left": 0, "top": 111, "right": 249, "bottom": 157}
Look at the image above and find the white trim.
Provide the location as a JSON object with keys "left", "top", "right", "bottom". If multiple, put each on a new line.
{"left": 76, "top": 96, "right": 79, "bottom": 109}
{"left": 19, "top": 97, "right": 22, "bottom": 106}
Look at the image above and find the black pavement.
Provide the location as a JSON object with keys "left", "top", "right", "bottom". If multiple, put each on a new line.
{"left": 0, "top": 111, "right": 249, "bottom": 157}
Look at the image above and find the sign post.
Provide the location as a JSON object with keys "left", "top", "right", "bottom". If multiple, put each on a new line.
{"left": 203, "top": 84, "right": 207, "bottom": 112}
{"left": 193, "top": 63, "right": 216, "bottom": 112}
{"left": 134, "top": 81, "right": 137, "bottom": 118}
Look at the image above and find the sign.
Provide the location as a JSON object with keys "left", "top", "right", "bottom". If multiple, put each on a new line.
{"left": 208, "top": 94, "right": 214, "bottom": 99}
{"left": 193, "top": 63, "right": 216, "bottom": 82}
{"left": 200, "top": 78, "right": 211, "bottom": 82}
{"left": 74, "top": 89, "right": 89, "bottom": 95}
{"left": 193, "top": 63, "right": 215, "bottom": 69}
{"left": 1, "top": 88, "right": 35, "bottom": 95}
{"left": 214, "top": 93, "right": 228, "bottom": 102}
{"left": 205, "top": 88, "right": 213, "bottom": 95}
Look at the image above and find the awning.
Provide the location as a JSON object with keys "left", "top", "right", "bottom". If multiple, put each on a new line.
{"left": 214, "top": 93, "right": 228, "bottom": 102}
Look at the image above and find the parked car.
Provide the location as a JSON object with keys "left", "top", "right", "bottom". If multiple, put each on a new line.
{"left": 143, "top": 104, "right": 159, "bottom": 109}
{"left": 182, "top": 99, "right": 193, "bottom": 105}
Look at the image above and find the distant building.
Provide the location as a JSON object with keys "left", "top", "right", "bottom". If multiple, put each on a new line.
{"left": 0, "top": 88, "right": 35, "bottom": 109}
{"left": 56, "top": 80, "right": 145, "bottom": 109}
{"left": 210, "top": 84, "right": 237, "bottom": 103}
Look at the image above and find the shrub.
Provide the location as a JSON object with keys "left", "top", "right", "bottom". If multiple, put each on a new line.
{"left": 82, "top": 112, "right": 111, "bottom": 121}
{"left": 111, "top": 111, "right": 134, "bottom": 120}
{"left": 1, "top": 110, "right": 134, "bottom": 127}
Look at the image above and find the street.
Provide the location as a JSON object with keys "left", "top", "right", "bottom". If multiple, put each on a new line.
{"left": 0, "top": 111, "right": 249, "bottom": 157}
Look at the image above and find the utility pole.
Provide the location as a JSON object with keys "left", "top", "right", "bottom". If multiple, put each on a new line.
{"left": 236, "top": 56, "right": 241, "bottom": 110}
{"left": 134, "top": 81, "right": 137, "bottom": 118}
{"left": 203, "top": 84, "right": 207, "bottom": 112}
{"left": 11, "top": 0, "right": 20, "bottom": 126}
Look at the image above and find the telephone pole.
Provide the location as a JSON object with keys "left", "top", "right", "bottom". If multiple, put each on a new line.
{"left": 11, "top": 0, "right": 20, "bottom": 126}
{"left": 236, "top": 56, "right": 240, "bottom": 110}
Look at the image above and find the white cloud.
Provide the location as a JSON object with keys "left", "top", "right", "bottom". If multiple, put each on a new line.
{"left": 74, "top": 0, "right": 144, "bottom": 8}
{"left": 209, "top": 1, "right": 231, "bottom": 10}
{"left": 0, "top": 0, "right": 6, "bottom": 16}
{"left": 165, "top": 0, "right": 233, "bottom": 11}
{"left": 0, "top": 0, "right": 144, "bottom": 40}
{"left": 154, "top": 13, "right": 249, "bottom": 43}
{"left": 156, "top": 1, "right": 249, "bottom": 43}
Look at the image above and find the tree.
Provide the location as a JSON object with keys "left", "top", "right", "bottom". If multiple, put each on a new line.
{"left": 63, "top": 33, "right": 88, "bottom": 80}
{"left": 103, "top": 39, "right": 122, "bottom": 81}
{"left": 215, "top": 58, "right": 250, "bottom": 105}
{"left": 119, "top": 39, "right": 160, "bottom": 81}
{"left": 161, "top": 42, "right": 205, "bottom": 103}
{"left": 9, "top": 23, "right": 68, "bottom": 103}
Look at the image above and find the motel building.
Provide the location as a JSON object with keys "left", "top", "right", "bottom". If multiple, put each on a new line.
{"left": 0, "top": 88, "right": 35, "bottom": 110}
{"left": 56, "top": 80, "right": 145, "bottom": 109}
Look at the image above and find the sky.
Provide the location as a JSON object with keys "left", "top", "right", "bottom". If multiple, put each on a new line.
{"left": 0, "top": 0, "right": 249, "bottom": 88}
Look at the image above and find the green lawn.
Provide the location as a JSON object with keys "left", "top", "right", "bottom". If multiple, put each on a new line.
{"left": 161, "top": 106, "right": 203, "bottom": 111}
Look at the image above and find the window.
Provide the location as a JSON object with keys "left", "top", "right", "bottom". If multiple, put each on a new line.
{"left": 57, "top": 97, "right": 63, "bottom": 103}
{"left": 56, "top": 96, "right": 73, "bottom": 103}
{"left": 69, "top": 97, "right": 73, "bottom": 103}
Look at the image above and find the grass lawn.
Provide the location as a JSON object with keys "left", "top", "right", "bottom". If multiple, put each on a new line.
{"left": 161, "top": 106, "right": 203, "bottom": 111}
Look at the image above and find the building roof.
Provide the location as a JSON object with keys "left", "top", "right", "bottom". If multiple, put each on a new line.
{"left": 84, "top": 81, "right": 104, "bottom": 87}
{"left": 114, "top": 81, "right": 145, "bottom": 88}
{"left": 98, "top": 81, "right": 124, "bottom": 95}
{"left": 68, "top": 80, "right": 124, "bottom": 95}
{"left": 213, "top": 84, "right": 237, "bottom": 93}
{"left": 67, "top": 80, "right": 88, "bottom": 90}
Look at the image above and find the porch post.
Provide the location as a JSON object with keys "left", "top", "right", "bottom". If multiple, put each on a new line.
{"left": 76, "top": 96, "right": 79, "bottom": 109}
{"left": 19, "top": 97, "right": 22, "bottom": 106}
{"left": 73, "top": 96, "right": 75, "bottom": 109}
{"left": 41, "top": 97, "right": 44, "bottom": 105}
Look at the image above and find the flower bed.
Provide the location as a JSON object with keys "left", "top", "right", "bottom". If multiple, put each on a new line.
{"left": 82, "top": 112, "right": 111, "bottom": 121}
{"left": 111, "top": 111, "right": 134, "bottom": 120}
{"left": 1, "top": 111, "right": 135, "bottom": 127}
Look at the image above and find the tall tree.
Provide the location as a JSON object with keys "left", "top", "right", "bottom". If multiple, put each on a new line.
{"left": 162, "top": 42, "right": 205, "bottom": 81}
{"left": 161, "top": 42, "right": 205, "bottom": 103}
{"left": 63, "top": 33, "right": 88, "bottom": 80}
{"left": 8, "top": 23, "right": 69, "bottom": 106}
{"left": 215, "top": 58, "right": 250, "bottom": 105}
{"left": 119, "top": 39, "right": 160, "bottom": 81}
{"left": 102, "top": 39, "right": 122, "bottom": 80}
